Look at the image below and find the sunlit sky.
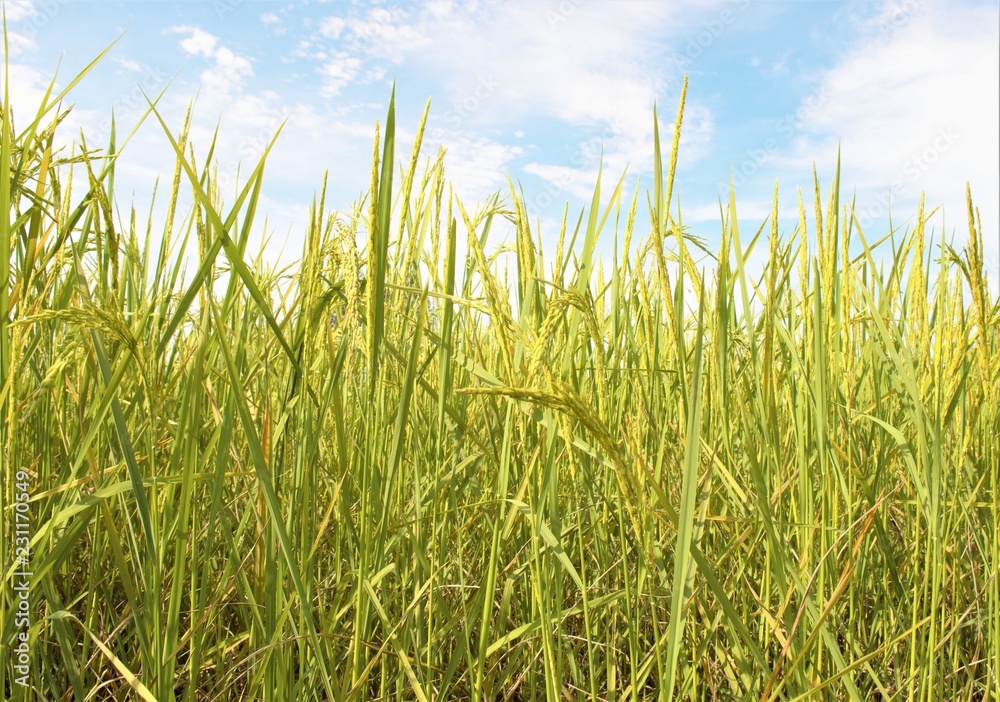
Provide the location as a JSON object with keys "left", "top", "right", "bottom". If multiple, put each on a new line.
{"left": 4, "top": 0, "right": 999, "bottom": 287}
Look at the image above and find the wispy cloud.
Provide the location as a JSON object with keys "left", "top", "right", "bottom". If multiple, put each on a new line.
{"left": 782, "top": 0, "right": 998, "bottom": 272}
{"left": 306, "top": 1, "right": 722, "bottom": 209}
{"left": 168, "top": 25, "right": 253, "bottom": 95}
{"left": 2, "top": 0, "right": 36, "bottom": 23}
{"left": 172, "top": 25, "right": 217, "bottom": 57}
{"left": 438, "top": 135, "right": 525, "bottom": 203}
{"left": 319, "top": 53, "right": 362, "bottom": 96}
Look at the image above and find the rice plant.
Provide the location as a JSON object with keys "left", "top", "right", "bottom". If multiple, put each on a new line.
{"left": 2, "top": 49, "right": 998, "bottom": 701}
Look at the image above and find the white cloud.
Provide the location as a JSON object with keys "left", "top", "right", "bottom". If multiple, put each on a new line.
{"left": 0, "top": 62, "right": 49, "bottom": 122}
{"left": 358, "top": 2, "right": 720, "bottom": 208}
{"left": 3, "top": 0, "right": 35, "bottom": 22}
{"left": 319, "top": 54, "right": 362, "bottom": 96}
{"left": 523, "top": 163, "right": 598, "bottom": 201}
{"left": 209, "top": 47, "right": 253, "bottom": 83}
{"left": 285, "top": 0, "right": 727, "bottom": 203}
{"left": 310, "top": 5, "right": 437, "bottom": 93}
{"left": 782, "top": 0, "right": 999, "bottom": 286}
{"left": 116, "top": 58, "right": 143, "bottom": 73}
{"left": 171, "top": 25, "right": 219, "bottom": 57}
{"left": 0, "top": 1, "right": 37, "bottom": 56}
{"left": 407, "top": 2, "right": 680, "bottom": 128}
{"left": 168, "top": 26, "right": 253, "bottom": 96}
{"left": 319, "top": 16, "right": 346, "bottom": 39}
{"left": 3, "top": 31, "right": 35, "bottom": 56}
{"left": 681, "top": 199, "right": 798, "bottom": 225}
{"left": 425, "top": 0, "right": 454, "bottom": 19}
{"left": 261, "top": 11, "right": 287, "bottom": 35}
{"left": 346, "top": 7, "right": 431, "bottom": 58}
{"left": 429, "top": 133, "right": 524, "bottom": 205}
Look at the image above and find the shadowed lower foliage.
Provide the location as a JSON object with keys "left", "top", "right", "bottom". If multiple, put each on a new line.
{"left": 2, "top": 52, "right": 998, "bottom": 701}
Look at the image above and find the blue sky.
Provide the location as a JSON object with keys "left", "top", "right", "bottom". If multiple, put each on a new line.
{"left": 4, "top": 0, "right": 999, "bottom": 287}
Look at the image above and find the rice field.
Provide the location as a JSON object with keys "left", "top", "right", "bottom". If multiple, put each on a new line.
{"left": 2, "top": 52, "right": 998, "bottom": 701}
